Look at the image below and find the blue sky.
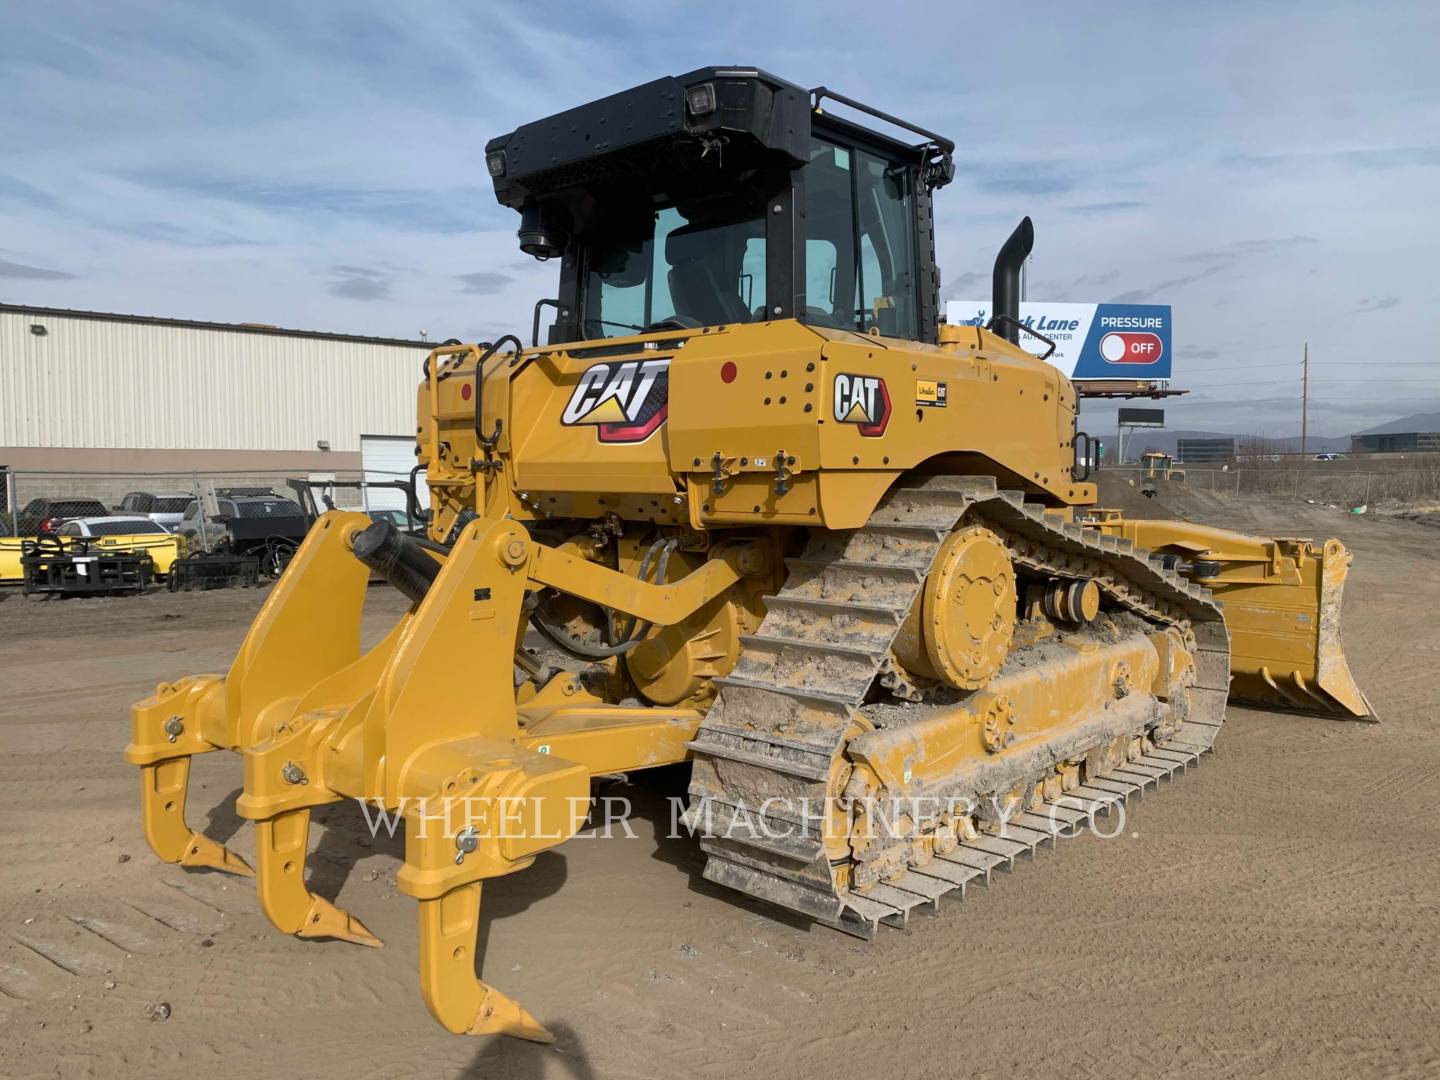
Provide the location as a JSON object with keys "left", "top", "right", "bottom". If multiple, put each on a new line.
{"left": 1, "top": 1, "right": 1436, "bottom": 436}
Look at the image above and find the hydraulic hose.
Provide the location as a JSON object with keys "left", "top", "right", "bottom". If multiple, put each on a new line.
{"left": 529, "top": 538, "right": 678, "bottom": 660}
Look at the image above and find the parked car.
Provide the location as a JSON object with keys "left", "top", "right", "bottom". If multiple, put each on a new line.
{"left": 176, "top": 495, "right": 310, "bottom": 572}
{"left": 57, "top": 515, "right": 170, "bottom": 539}
{"left": 115, "top": 491, "right": 195, "bottom": 530}
{"left": 53, "top": 515, "right": 182, "bottom": 576}
{"left": 11, "top": 497, "right": 110, "bottom": 535}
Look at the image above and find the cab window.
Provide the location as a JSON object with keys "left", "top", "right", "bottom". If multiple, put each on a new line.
{"left": 855, "top": 149, "right": 917, "bottom": 339}
{"left": 803, "top": 140, "right": 856, "bottom": 329}
{"left": 803, "top": 139, "right": 918, "bottom": 338}
{"left": 583, "top": 201, "right": 766, "bottom": 337}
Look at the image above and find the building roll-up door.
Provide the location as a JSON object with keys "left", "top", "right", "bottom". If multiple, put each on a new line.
{"left": 360, "top": 434, "right": 427, "bottom": 515}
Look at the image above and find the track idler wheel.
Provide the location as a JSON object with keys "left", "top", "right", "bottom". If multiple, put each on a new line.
{"left": 894, "top": 525, "right": 1016, "bottom": 691}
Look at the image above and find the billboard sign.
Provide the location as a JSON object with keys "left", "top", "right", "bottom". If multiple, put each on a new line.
{"left": 1118, "top": 407, "right": 1165, "bottom": 428}
{"left": 944, "top": 301, "right": 1172, "bottom": 381}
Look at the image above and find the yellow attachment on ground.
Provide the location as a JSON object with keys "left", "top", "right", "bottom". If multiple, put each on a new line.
{"left": 0, "top": 531, "right": 182, "bottom": 582}
{"left": 0, "top": 538, "right": 20, "bottom": 582}
{"left": 88, "top": 532, "right": 183, "bottom": 575}
{"left": 1093, "top": 517, "right": 1374, "bottom": 719}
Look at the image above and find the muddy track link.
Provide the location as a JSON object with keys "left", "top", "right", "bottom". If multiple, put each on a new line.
{"left": 684, "top": 475, "right": 1229, "bottom": 936}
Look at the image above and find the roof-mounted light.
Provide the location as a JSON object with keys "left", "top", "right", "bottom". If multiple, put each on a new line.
{"left": 685, "top": 82, "right": 716, "bottom": 117}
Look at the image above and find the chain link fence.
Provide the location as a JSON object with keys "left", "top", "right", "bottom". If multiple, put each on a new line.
{"left": 0, "top": 466, "right": 421, "bottom": 537}
{"left": 1105, "top": 459, "right": 1440, "bottom": 509}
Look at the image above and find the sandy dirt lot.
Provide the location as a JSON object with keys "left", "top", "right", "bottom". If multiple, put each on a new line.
{"left": 1, "top": 493, "right": 1436, "bottom": 1079}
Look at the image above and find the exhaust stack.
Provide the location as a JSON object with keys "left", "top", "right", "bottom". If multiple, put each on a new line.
{"left": 992, "top": 216, "right": 1034, "bottom": 344}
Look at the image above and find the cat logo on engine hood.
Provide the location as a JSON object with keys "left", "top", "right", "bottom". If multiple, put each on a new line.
{"left": 561, "top": 357, "right": 670, "bottom": 443}
{"left": 833, "top": 372, "right": 891, "bottom": 436}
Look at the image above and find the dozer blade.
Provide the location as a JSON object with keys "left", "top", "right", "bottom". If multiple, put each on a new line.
{"left": 1100, "top": 520, "right": 1376, "bottom": 721}
{"left": 1220, "top": 536, "right": 1375, "bottom": 720}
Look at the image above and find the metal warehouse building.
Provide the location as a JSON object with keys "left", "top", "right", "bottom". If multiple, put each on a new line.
{"left": 1, "top": 304, "right": 433, "bottom": 493}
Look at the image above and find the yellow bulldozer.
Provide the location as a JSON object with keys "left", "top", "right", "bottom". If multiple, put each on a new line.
{"left": 125, "top": 68, "right": 1373, "bottom": 1041}
{"left": 1139, "top": 449, "right": 1186, "bottom": 496}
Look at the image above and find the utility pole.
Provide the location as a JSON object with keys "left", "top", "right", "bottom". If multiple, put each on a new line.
{"left": 1300, "top": 342, "right": 1309, "bottom": 458}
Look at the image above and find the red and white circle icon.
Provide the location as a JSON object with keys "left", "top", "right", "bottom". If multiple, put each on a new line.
{"left": 1100, "top": 331, "right": 1163, "bottom": 364}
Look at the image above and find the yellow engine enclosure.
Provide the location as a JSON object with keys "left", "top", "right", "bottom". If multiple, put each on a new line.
{"left": 421, "top": 320, "right": 1094, "bottom": 537}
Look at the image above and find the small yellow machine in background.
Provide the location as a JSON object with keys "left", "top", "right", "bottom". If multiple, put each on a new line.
{"left": 1139, "top": 449, "right": 1187, "bottom": 494}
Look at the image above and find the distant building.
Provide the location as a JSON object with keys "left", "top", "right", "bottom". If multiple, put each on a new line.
{"left": 2, "top": 304, "right": 432, "bottom": 473}
{"left": 1350, "top": 431, "right": 1440, "bottom": 454}
{"left": 1176, "top": 437, "right": 1236, "bottom": 464}
{"left": 1, "top": 303, "right": 434, "bottom": 510}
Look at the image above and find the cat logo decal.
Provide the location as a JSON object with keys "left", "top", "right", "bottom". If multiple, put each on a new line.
{"left": 832, "top": 373, "right": 891, "bottom": 436}
{"left": 561, "top": 358, "right": 670, "bottom": 443}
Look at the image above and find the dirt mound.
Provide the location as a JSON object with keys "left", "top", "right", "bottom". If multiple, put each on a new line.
{"left": 1093, "top": 472, "right": 1233, "bottom": 521}
{"left": 1149, "top": 478, "right": 1232, "bottom": 518}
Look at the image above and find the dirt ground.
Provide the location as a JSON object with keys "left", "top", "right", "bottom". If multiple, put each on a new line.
{"left": 1, "top": 493, "right": 1437, "bottom": 1080}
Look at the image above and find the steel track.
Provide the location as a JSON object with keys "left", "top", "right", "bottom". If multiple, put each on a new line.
{"left": 684, "top": 475, "right": 1229, "bottom": 936}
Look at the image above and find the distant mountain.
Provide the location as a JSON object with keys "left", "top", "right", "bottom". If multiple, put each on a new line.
{"left": 1353, "top": 412, "right": 1440, "bottom": 436}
